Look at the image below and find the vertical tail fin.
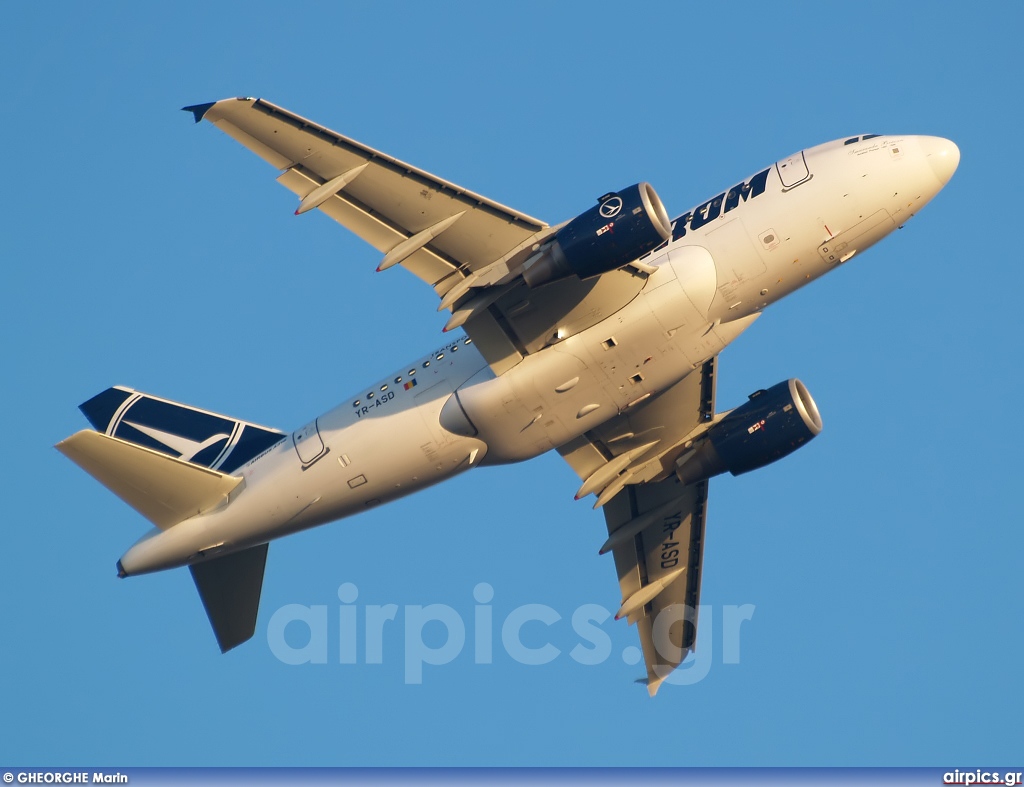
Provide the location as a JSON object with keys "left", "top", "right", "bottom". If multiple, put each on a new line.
{"left": 190, "top": 544, "right": 269, "bottom": 652}
{"left": 58, "top": 386, "right": 286, "bottom": 530}
{"left": 60, "top": 386, "right": 278, "bottom": 652}
{"left": 78, "top": 386, "right": 285, "bottom": 474}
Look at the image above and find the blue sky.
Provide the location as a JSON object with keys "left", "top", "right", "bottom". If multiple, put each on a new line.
{"left": 2, "top": 0, "right": 1022, "bottom": 767}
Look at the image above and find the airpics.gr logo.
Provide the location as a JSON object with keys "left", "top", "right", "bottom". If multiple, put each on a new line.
{"left": 79, "top": 386, "right": 285, "bottom": 474}
{"left": 265, "top": 581, "right": 757, "bottom": 687}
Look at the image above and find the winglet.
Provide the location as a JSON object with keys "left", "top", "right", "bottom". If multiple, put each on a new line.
{"left": 182, "top": 102, "right": 216, "bottom": 124}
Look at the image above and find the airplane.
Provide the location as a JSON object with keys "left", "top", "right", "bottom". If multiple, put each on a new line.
{"left": 56, "top": 97, "right": 959, "bottom": 695}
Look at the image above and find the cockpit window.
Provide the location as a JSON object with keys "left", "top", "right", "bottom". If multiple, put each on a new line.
{"left": 862, "top": 134, "right": 881, "bottom": 141}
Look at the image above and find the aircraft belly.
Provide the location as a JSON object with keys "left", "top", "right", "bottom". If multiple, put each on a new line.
{"left": 458, "top": 357, "right": 602, "bottom": 464}
{"left": 666, "top": 245, "right": 718, "bottom": 318}
{"left": 291, "top": 400, "right": 484, "bottom": 530}
{"left": 210, "top": 354, "right": 490, "bottom": 543}
{"left": 456, "top": 276, "right": 741, "bottom": 464}
{"left": 702, "top": 218, "right": 769, "bottom": 322}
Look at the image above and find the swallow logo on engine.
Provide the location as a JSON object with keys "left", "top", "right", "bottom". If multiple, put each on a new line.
{"left": 599, "top": 196, "right": 623, "bottom": 218}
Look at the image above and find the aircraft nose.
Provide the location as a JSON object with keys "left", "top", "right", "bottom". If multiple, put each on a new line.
{"left": 918, "top": 136, "right": 960, "bottom": 186}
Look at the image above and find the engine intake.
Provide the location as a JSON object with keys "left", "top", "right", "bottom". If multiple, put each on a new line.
{"left": 676, "top": 379, "right": 822, "bottom": 486}
{"left": 522, "top": 183, "right": 672, "bottom": 288}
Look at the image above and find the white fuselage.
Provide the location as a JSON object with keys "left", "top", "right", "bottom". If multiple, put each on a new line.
{"left": 119, "top": 134, "right": 957, "bottom": 576}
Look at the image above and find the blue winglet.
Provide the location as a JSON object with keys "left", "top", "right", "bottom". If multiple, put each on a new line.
{"left": 182, "top": 102, "right": 216, "bottom": 123}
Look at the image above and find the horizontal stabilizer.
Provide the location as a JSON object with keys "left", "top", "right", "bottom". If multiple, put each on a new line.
{"left": 190, "top": 544, "right": 268, "bottom": 653}
{"left": 56, "top": 431, "right": 244, "bottom": 529}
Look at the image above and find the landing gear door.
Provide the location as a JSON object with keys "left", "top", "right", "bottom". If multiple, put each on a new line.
{"left": 293, "top": 418, "right": 327, "bottom": 467}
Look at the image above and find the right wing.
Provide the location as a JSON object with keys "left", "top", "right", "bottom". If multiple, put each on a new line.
{"left": 558, "top": 359, "right": 717, "bottom": 695}
{"left": 602, "top": 476, "right": 709, "bottom": 697}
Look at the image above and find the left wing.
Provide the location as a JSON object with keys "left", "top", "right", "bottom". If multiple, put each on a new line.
{"left": 186, "top": 97, "right": 549, "bottom": 298}
{"left": 187, "top": 98, "right": 650, "bottom": 375}
{"left": 558, "top": 359, "right": 717, "bottom": 695}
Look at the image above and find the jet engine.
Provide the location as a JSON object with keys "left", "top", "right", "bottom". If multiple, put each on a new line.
{"left": 522, "top": 183, "right": 672, "bottom": 288}
{"left": 676, "top": 379, "right": 823, "bottom": 486}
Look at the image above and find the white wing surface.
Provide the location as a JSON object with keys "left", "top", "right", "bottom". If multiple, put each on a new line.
{"left": 187, "top": 98, "right": 649, "bottom": 374}
{"left": 187, "top": 98, "right": 548, "bottom": 295}
{"left": 558, "top": 360, "right": 717, "bottom": 695}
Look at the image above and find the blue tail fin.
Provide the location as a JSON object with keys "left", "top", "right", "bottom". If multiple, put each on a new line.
{"left": 79, "top": 386, "right": 285, "bottom": 475}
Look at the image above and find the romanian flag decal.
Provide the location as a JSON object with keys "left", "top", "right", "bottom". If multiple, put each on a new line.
{"left": 404, "top": 379, "right": 418, "bottom": 390}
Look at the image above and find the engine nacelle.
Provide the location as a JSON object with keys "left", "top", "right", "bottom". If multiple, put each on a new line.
{"left": 676, "top": 379, "right": 823, "bottom": 486}
{"left": 522, "top": 183, "right": 672, "bottom": 288}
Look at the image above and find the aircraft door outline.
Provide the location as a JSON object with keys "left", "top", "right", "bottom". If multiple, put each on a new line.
{"left": 777, "top": 151, "right": 811, "bottom": 190}
{"left": 293, "top": 418, "right": 328, "bottom": 468}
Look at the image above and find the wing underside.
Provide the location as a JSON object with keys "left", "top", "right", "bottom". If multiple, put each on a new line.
{"left": 604, "top": 477, "right": 709, "bottom": 696}
{"left": 187, "top": 97, "right": 653, "bottom": 375}
{"left": 189, "top": 97, "right": 547, "bottom": 296}
{"left": 558, "top": 358, "right": 717, "bottom": 695}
